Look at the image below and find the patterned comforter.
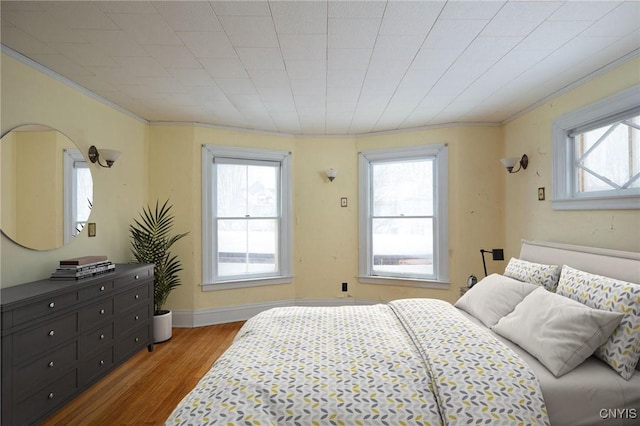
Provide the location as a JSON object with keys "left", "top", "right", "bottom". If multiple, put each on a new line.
{"left": 165, "top": 299, "right": 549, "bottom": 425}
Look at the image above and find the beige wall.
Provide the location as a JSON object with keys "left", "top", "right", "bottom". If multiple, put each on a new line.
{"left": 146, "top": 124, "right": 502, "bottom": 310}
{"left": 2, "top": 50, "right": 638, "bottom": 315}
{"left": 1, "top": 53, "right": 149, "bottom": 286}
{"left": 503, "top": 57, "right": 640, "bottom": 258}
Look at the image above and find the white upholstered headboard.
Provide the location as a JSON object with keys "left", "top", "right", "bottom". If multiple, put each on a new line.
{"left": 519, "top": 240, "right": 640, "bottom": 284}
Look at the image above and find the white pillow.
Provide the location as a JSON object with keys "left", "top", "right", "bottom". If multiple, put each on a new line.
{"left": 454, "top": 273, "right": 539, "bottom": 328}
{"left": 503, "top": 257, "right": 561, "bottom": 292}
{"left": 492, "top": 288, "right": 623, "bottom": 377}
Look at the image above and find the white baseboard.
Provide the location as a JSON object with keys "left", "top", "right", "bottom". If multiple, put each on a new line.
{"left": 172, "top": 298, "right": 377, "bottom": 328}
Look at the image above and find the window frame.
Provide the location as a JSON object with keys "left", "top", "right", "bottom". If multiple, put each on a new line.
{"left": 552, "top": 84, "right": 640, "bottom": 210}
{"left": 63, "top": 148, "right": 91, "bottom": 243}
{"left": 358, "top": 144, "right": 449, "bottom": 288}
{"left": 202, "top": 145, "right": 293, "bottom": 291}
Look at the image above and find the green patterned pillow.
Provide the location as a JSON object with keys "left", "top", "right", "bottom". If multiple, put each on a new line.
{"left": 503, "top": 257, "right": 561, "bottom": 291}
{"left": 556, "top": 265, "right": 640, "bottom": 380}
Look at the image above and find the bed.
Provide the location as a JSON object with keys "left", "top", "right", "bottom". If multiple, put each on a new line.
{"left": 166, "top": 240, "right": 640, "bottom": 425}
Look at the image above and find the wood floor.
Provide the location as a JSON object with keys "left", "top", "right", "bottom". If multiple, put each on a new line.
{"left": 41, "top": 321, "right": 244, "bottom": 426}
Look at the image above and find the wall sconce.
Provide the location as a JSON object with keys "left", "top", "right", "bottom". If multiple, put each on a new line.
{"left": 500, "top": 154, "right": 528, "bottom": 173}
{"left": 326, "top": 168, "right": 337, "bottom": 182}
{"left": 88, "top": 145, "right": 122, "bottom": 168}
{"left": 480, "top": 248, "right": 504, "bottom": 276}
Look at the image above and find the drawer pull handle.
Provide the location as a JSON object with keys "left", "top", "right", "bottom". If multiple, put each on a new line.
{"left": 48, "top": 361, "right": 54, "bottom": 368}
{"left": 99, "top": 360, "right": 105, "bottom": 366}
{"left": 100, "top": 309, "right": 105, "bottom": 315}
{"left": 135, "top": 275, "right": 139, "bottom": 280}
{"left": 48, "top": 302, "right": 55, "bottom": 308}
{"left": 48, "top": 330, "right": 55, "bottom": 337}
{"left": 135, "top": 294, "right": 139, "bottom": 300}
{"left": 135, "top": 315, "right": 139, "bottom": 321}
{"left": 135, "top": 337, "right": 140, "bottom": 342}
{"left": 100, "top": 334, "right": 105, "bottom": 340}
{"left": 100, "top": 286, "right": 105, "bottom": 291}
{"left": 48, "top": 392, "right": 54, "bottom": 400}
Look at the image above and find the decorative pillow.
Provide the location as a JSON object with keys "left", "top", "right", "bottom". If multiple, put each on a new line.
{"left": 556, "top": 265, "right": 640, "bottom": 380}
{"left": 492, "top": 288, "right": 623, "bottom": 377}
{"left": 503, "top": 257, "right": 561, "bottom": 292}
{"left": 454, "top": 273, "right": 539, "bottom": 328}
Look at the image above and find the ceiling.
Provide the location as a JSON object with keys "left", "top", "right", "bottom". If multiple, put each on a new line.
{"left": 1, "top": 1, "right": 639, "bottom": 136}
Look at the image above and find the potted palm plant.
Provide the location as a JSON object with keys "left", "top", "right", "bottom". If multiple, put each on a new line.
{"left": 129, "top": 199, "right": 188, "bottom": 343}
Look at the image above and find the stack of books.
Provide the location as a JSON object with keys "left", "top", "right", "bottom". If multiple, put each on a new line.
{"left": 51, "top": 255, "right": 115, "bottom": 280}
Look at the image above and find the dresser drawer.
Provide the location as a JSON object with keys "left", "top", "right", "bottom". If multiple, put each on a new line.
{"left": 114, "top": 283, "right": 150, "bottom": 313}
{"left": 115, "top": 304, "right": 150, "bottom": 336}
{"left": 114, "top": 268, "right": 152, "bottom": 288}
{"left": 13, "top": 313, "right": 78, "bottom": 360}
{"left": 81, "top": 299, "right": 114, "bottom": 326}
{"left": 15, "top": 369, "right": 78, "bottom": 426}
{"left": 79, "top": 280, "right": 114, "bottom": 301}
{"left": 14, "top": 341, "right": 78, "bottom": 399}
{"left": 84, "top": 322, "right": 114, "bottom": 353}
{"left": 81, "top": 346, "right": 114, "bottom": 385}
{"left": 11, "top": 292, "right": 78, "bottom": 328}
{"left": 115, "top": 324, "right": 150, "bottom": 362}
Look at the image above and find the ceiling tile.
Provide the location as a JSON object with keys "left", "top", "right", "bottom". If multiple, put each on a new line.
{"left": 270, "top": 1, "right": 327, "bottom": 34}
{"left": 200, "top": 57, "right": 248, "bottom": 79}
{"left": 548, "top": 1, "right": 622, "bottom": 21}
{"left": 96, "top": 2, "right": 158, "bottom": 14}
{"left": 143, "top": 45, "right": 202, "bottom": 69}
{"left": 216, "top": 78, "right": 257, "bottom": 95}
{"left": 42, "top": 2, "right": 119, "bottom": 30}
{"left": 438, "top": 1, "right": 505, "bottom": 20}
{"left": 328, "top": 48, "right": 372, "bottom": 71}
{"left": 48, "top": 42, "right": 117, "bottom": 67}
{"left": 167, "top": 67, "right": 214, "bottom": 86}
{"left": 518, "top": 21, "right": 592, "bottom": 51}
{"left": 236, "top": 47, "right": 285, "bottom": 70}
{"left": 247, "top": 69, "right": 290, "bottom": 88}
{"left": 328, "top": 18, "right": 380, "bottom": 49}
{"left": 114, "top": 56, "right": 171, "bottom": 78}
{"left": 3, "top": 10, "right": 86, "bottom": 43}
{"left": 218, "top": 16, "right": 278, "bottom": 47}
{"left": 152, "top": 1, "right": 222, "bottom": 32}
{"left": 1, "top": 26, "right": 57, "bottom": 54}
{"left": 328, "top": 1, "right": 386, "bottom": 19}
{"left": 290, "top": 79, "right": 326, "bottom": 97}
{"left": 582, "top": 1, "right": 640, "bottom": 37}
{"left": 481, "top": 1, "right": 563, "bottom": 36}
{"left": 81, "top": 30, "right": 149, "bottom": 57}
{"left": 285, "top": 60, "right": 326, "bottom": 80}
{"left": 279, "top": 34, "right": 327, "bottom": 61}
{"left": 177, "top": 31, "right": 236, "bottom": 58}
{"left": 327, "top": 68, "right": 367, "bottom": 88}
{"left": 422, "top": 19, "right": 488, "bottom": 50}
{"left": 108, "top": 12, "right": 183, "bottom": 45}
{"left": 211, "top": 1, "right": 271, "bottom": 17}
{"left": 379, "top": 1, "right": 444, "bottom": 36}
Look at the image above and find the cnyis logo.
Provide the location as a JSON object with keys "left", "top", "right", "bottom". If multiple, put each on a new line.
{"left": 599, "top": 408, "right": 638, "bottom": 420}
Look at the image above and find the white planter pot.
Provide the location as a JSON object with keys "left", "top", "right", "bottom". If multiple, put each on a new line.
{"left": 153, "top": 310, "right": 172, "bottom": 343}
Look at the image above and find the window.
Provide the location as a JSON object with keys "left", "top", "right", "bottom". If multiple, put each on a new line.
{"left": 202, "top": 145, "right": 292, "bottom": 290}
{"left": 552, "top": 85, "right": 640, "bottom": 210}
{"left": 63, "top": 149, "right": 92, "bottom": 243}
{"left": 359, "top": 144, "right": 449, "bottom": 286}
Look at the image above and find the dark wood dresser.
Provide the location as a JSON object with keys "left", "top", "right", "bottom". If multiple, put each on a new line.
{"left": 1, "top": 263, "right": 154, "bottom": 425}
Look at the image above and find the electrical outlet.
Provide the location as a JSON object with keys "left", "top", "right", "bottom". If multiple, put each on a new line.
{"left": 341, "top": 282, "right": 348, "bottom": 292}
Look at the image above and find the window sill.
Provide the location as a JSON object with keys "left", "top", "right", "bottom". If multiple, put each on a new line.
{"left": 552, "top": 194, "right": 640, "bottom": 210}
{"left": 202, "top": 276, "right": 293, "bottom": 291}
{"left": 358, "top": 276, "right": 450, "bottom": 289}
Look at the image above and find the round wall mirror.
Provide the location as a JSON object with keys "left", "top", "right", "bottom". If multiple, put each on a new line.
{"left": 1, "top": 124, "right": 94, "bottom": 250}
